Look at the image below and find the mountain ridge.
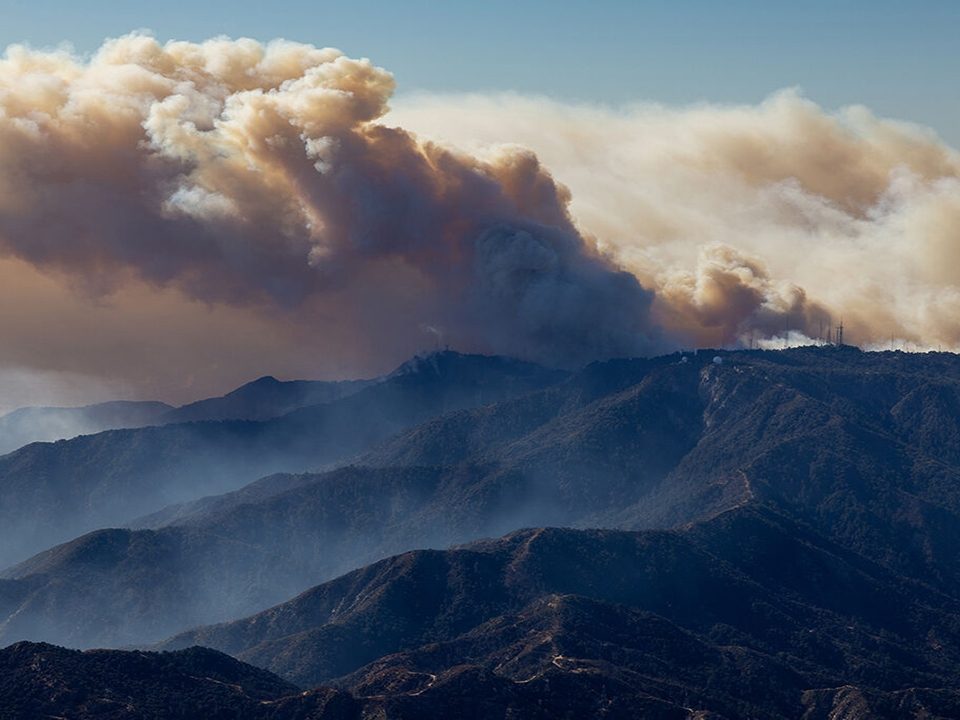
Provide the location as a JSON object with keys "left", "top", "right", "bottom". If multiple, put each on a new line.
{"left": 0, "top": 374, "right": 371, "bottom": 457}
{"left": 4, "top": 348, "right": 960, "bottom": 717}
{"left": 154, "top": 504, "right": 960, "bottom": 718}
{"left": 8, "top": 348, "right": 960, "bottom": 649}
{"left": 0, "top": 400, "right": 174, "bottom": 456}
{"left": 0, "top": 351, "right": 564, "bottom": 570}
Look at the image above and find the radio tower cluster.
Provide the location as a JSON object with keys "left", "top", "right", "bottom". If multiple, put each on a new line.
{"left": 817, "top": 318, "right": 845, "bottom": 346}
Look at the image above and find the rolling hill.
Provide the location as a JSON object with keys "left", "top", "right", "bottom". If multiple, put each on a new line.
{"left": 0, "top": 641, "right": 358, "bottom": 720}
{"left": 0, "top": 352, "right": 564, "bottom": 569}
{"left": 6, "top": 505, "right": 960, "bottom": 718}
{"left": 0, "top": 400, "right": 173, "bottom": 456}
{"left": 157, "top": 375, "right": 374, "bottom": 424}
{"left": 6, "top": 348, "right": 960, "bottom": 652}
{"left": 4, "top": 348, "right": 960, "bottom": 717}
{"left": 0, "top": 375, "right": 372, "bottom": 458}
{"left": 117, "top": 504, "right": 960, "bottom": 718}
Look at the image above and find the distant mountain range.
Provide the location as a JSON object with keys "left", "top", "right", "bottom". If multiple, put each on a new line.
{"left": 0, "top": 400, "right": 173, "bottom": 456}
{"left": 0, "top": 375, "right": 378, "bottom": 457}
{"left": 0, "top": 352, "right": 563, "bottom": 568}
{"left": 160, "top": 375, "right": 375, "bottom": 424}
{"left": 4, "top": 347, "right": 960, "bottom": 718}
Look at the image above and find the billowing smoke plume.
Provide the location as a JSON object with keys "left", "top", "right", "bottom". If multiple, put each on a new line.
{"left": 391, "top": 91, "right": 960, "bottom": 350}
{"left": 0, "top": 34, "right": 657, "bottom": 391}
{"left": 4, "top": 35, "right": 960, "bottom": 406}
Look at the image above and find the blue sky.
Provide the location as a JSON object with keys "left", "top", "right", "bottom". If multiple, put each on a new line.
{"left": 1, "top": 0, "right": 958, "bottom": 145}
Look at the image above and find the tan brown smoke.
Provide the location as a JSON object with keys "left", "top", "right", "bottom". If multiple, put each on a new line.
{"left": 0, "top": 34, "right": 657, "bottom": 405}
{"left": 4, "top": 36, "right": 960, "bottom": 406}
{"left": 390, "top": 91, "right": 960, "bottom": 351}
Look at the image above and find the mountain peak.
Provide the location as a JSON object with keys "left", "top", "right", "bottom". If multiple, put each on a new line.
{"left": 247, "top": 375, "right": 282, "bottom": 386}
{"left": 387, "top": 350, "right": 470, "bottom": 377}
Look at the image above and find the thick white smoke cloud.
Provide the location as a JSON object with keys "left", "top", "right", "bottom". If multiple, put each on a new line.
{"left": 389, "top": 91, "right": 960, "bottom": 350}
{"left": 0, "top": 34, "right": 658, "bottom": 388}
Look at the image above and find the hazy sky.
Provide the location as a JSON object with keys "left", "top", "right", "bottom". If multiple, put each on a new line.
{"left": 2, "top": 0, "right": 958, "bottom": 145}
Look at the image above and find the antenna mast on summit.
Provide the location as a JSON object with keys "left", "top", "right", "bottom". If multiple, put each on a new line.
{"left": 836, "top": 319, "right": 844, "bottom": 347}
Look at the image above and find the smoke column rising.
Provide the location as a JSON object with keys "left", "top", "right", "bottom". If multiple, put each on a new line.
{"left": 0, "top": 34, "right": 658, "bottom": 389}
{"left": 3, "top": 35, "right": 960, "bottom": 406}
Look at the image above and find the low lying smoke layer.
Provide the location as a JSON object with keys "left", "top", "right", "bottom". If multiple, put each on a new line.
{"left": 0, "top": 34, "right": 657, "bottom": 398}
{"left": 391, "top": 91, "right": 960, "bottom": 350}
{"left": 3, "top": 35, "right": 960, "bottom": 405}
